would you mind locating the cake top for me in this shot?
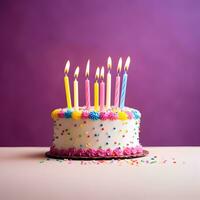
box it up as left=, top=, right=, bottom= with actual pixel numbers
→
left=54, top=57, right=141, bottom=119
left=51, top=106, right=141, bottom=121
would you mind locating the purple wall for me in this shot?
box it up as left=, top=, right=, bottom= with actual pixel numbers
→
left=1, top=0, right=200, bottom=146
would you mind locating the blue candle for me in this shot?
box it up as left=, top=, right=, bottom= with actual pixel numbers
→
left=120, top=56, right=130, bottom=109
left=120, top=71, right=128, bottom=109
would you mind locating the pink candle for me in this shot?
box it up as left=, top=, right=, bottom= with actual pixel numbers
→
left=114, top=58, right=122, bottom=108
left=85, top=79, right=90, bottom=109
left=100, top=67, right=105, bottom=112
left=114, top=75, right=120, bottom=107
left=85, top=60, right=90, bottom=110
left=100, top=81, right=105, bottom=112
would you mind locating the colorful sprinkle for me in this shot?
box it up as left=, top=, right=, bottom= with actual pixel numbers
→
left=81, top=110, right=89, bottom=119
left=51, top=109, right=62, bottom=119
left=132, top=110, right=141, bottom=119
left=118, top=111, right=128, bottom=120
left=108, top=112, right=118, bottom=120
left=72, top=110, right=82, bottom=120
left=89, top=111, right=100, bottom=120
left=64, top=110, right=72, bottom=118
left=100, top=112, right=109, bottom=120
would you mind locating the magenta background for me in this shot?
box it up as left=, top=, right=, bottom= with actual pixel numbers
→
left=1, top=0, right=200, bottom=146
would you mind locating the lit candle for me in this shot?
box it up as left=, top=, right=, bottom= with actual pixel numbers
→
left=106, top=56, right=112, bottom=110
left=114, top=57, right=122, bottom=108
left=94, top=67, right=100, bottom=111
left=120, top=57, right=130, bottom=109
left=100, top=67, right=105, bottom=112
left=85, top=60, right=90, bottom=110
left=64, top=60, right=72, bottom=109
left=74, top=66, right=80, bottom=110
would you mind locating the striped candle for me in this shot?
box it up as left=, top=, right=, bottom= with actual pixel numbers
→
left=114, top=75, right=120, bottom=107
left=120, top=72, right=128, bottom=109
left=120, top=57, right=130, bottom=109
left=114, top=58, right=122, bottom=107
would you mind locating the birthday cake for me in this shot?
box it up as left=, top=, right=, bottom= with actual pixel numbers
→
left=48, top=57, right=144, bottom=159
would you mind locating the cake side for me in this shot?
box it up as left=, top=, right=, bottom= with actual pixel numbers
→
left=49, top=107, right=143, bottom=158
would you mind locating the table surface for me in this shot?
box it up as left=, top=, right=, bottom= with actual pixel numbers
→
left=0, top=147, right=200, bottom=200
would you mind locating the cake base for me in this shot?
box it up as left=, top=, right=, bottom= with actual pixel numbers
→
left=45, top=150, right=149, bottom=160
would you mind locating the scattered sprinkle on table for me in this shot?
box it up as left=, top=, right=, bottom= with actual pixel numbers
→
left=39, top=155, right=186, bottom=166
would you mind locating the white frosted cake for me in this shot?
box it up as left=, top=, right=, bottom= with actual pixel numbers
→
left=48, top=56, right=144, bottom=159
left=49, top=107, right=143, bottom=158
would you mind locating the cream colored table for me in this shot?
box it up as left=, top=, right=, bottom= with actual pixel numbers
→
left=0, top=147, right=199, bottom=200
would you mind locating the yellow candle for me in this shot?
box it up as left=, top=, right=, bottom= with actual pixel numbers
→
left=106, top=56, right=112, bottom=110
left=94, top=67, right=100, bottom=111
left=64, top=60, right=72, bottom=109
left=74, top=66, right=80, bottom=110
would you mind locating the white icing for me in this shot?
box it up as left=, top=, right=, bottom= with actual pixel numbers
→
left=52, top=118, right=141, bottom=150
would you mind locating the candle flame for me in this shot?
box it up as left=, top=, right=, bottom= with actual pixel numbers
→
left=64, top=60, right=70, bottom=74
left=95, top=67, right=100, bottom=80
left=117, top=57, right=122, bottom=73
left=85, top=59, right=90, bottom=77
left=107, top=56, right=112, bottom=70
left=74, top=66, right=80, bottom=78
left=100, top=66, right=104, bottom=79
left=124, top=56, right=131, bottom=71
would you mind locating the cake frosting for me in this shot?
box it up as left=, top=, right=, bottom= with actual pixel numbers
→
left=49, top=106, right=143, bottom=158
